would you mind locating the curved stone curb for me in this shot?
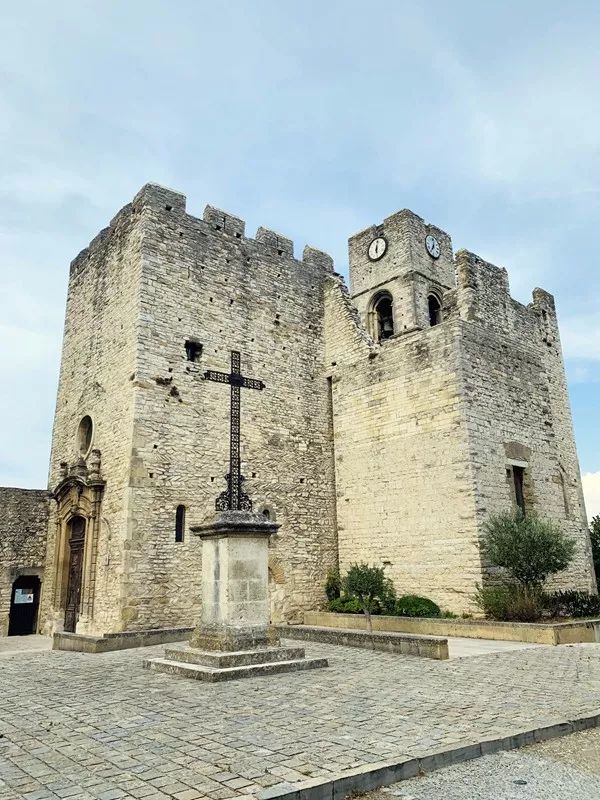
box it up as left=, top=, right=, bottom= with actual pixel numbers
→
left=258, top=710, right=600, bottom=800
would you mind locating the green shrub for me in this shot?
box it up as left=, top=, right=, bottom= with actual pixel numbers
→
left=327, top=596, right=365, bottom=614
left=544, top=590, right=600, bottom=619
left=377, top=577, right=398, bottom=615
left=474, top=583, right=545, bottom=622
left=395, top=595, right=441, bottom=618
left=483, top=511, right=575, bottom=590
left=325, top=568, right=341, bottom=602
left=343, top=563, right=388, bottom=631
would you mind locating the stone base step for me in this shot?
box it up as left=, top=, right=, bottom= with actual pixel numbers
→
left=163, top=644, right=306, bottom=668
left=143, top=655, right=328, bottom=682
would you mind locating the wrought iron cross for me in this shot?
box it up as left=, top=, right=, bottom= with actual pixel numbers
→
left=204, top=351, right=265, bottom=511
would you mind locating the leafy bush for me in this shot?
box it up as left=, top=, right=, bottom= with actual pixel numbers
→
left=544, top=590, right=600, bottom=619
left=377, top=577, right=398, bottom=615
left=395, top=595, right=441, bottom=618
left=327, top=596, right=365, bottom=614
left=483, top=511, right=575, bottom=589
left=325, top=568, right=341, bottom=602
left=474, top=583, right=545, bottom=622
left=343, top=563, right=388, bottom=631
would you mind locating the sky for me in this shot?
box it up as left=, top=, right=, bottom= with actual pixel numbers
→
left=0, top=0, right=599, bottom=519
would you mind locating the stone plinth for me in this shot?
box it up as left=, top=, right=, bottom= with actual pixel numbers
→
left=190, top=510, right=279, bottom=651
left=144, top=510, right=328, bottom=681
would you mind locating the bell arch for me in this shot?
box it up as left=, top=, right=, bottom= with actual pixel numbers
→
left=369, top=291, right=395, bottom=342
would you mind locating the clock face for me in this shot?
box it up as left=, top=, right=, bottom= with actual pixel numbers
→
left=368, top=236, right=387, bottom=261
left=425, top=234, right=440, bottom=259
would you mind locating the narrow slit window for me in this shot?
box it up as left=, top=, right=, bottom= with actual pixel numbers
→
left=175, top=505, right=185, bottom=542
left=513, top=467, right=526, bottom=515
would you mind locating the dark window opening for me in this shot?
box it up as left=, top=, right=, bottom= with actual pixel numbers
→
left=513, top=466, right=526, bottom=515
left=428, top=294, right=442, bottom=327
left=175, top=505, right=185, bottom=542
left=374, top=295, right=394, bottom=341
left=185, top=340, right=202, bottom=362
left=262, top=508, right=271, bottom=521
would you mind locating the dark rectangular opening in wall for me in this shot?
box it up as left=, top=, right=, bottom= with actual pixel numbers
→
left=185, top=340, right=203, bottom=362
left=513, top=466, right=526, bottom=515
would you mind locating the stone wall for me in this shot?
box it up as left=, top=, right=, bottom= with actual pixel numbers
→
left=0, top=487, right=49, bottom=635
left=325, top=276, right=483, bottom=612
left=324, top=211, right=595, bottom=613
left=39, top=199, right=144, bottom=635
left=42, top=184, right=595, bottom=631
left=121, top=185, right=339, bottom=629
left=453, top=250, right=595, bottom=592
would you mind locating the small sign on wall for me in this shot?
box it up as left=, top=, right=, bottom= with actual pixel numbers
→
left=14, top=589, right=35, bottom=604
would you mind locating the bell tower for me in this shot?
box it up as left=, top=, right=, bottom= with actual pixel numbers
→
left=348, top=209, right=455, bottom=339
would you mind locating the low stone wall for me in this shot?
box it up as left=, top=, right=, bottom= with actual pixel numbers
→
left=53, top=627, right=193, bottom=653
left=277, top=624, right=449, bottom=660
left=303, top=611, right=600, bottom=645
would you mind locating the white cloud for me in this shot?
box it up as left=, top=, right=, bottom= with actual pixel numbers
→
left=583, top=473, right=600, bottom=523
left=561, top=316, right=600, bottom=361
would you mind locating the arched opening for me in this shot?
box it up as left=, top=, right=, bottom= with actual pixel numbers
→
left=428, top=294, right=442, bottom=327
left=372, top=293, right=394, bottom=341
left=76, top=415, right=93, bottom=456
left=64, top=516, right=86, bottom=633
left=8, top=576, right=41, bottom=636
left=175, top=505, right=185, bottom=542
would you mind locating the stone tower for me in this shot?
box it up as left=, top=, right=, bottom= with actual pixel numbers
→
left=40, top=184, right=338, bottom=635
left=324, top=209, right=595, bottom=609
left=38, top=184, right=595, bottom=637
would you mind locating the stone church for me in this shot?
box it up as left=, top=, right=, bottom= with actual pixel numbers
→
left=0, top=182, right=596, bottom=638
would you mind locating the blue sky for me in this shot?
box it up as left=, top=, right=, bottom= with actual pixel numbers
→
left=1, top=1, right=599, bottom=517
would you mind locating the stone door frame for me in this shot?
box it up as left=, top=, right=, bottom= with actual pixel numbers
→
left=51, top=463, right=105, bottom=633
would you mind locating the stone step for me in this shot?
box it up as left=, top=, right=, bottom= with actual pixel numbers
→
left=143, top=655, right=328, bottom=682
left=163, top=644, right=306, bottom=668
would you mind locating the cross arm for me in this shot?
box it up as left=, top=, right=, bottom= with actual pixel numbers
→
left=240, top=376, right=266, bottom=391
left=204, top=370, right=232, bottom=384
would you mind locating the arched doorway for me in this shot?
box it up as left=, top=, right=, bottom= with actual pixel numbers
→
left=8, top=576, right=41, bottom=636
left=64, top=516, right=87, bottom=633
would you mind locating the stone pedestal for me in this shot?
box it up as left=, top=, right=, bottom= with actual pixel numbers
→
left=144, top=510, right=328, bottom=682
left=189, top=510, right=280, bottom=651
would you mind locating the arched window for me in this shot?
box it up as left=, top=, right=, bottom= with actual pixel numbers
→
left=76, top=415, right=93, bottom=456
left=371, top=292, right=394, bottom=341
left=175, top=505, right=185, bottom=543
left=428, top=294, right=442, bottom=327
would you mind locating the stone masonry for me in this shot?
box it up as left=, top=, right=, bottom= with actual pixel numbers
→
left=0, top=488, right=49, bottom=636
left=3, top=182, right=594, bottom=635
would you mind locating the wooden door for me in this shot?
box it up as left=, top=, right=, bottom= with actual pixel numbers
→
left=64, top=517, right=86, bottom=633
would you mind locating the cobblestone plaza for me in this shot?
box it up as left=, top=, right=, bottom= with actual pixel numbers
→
left=1, top=640, right=600, bottom=800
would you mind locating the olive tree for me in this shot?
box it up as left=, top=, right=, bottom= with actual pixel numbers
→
left=483, top=511, right=575, bottom=590
left=343, top=563, right=386, bottom=633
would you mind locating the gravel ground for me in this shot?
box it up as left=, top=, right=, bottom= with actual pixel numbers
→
left=365, top=728, right=600, bottom=800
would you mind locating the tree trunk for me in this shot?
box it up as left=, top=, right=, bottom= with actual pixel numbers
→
left=364, top=607, right=372, bottom=633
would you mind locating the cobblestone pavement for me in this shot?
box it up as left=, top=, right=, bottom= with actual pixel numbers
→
left=366, top=728, right=600, bottom=799
left=0, top=636, right=52, bottom=657
left=1, top=640, right=600, bottom=800
left=447, top=637, right=541, bottom=659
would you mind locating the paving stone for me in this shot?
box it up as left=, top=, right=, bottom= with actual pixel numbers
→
left=1, top=641, right=600, bottom=800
